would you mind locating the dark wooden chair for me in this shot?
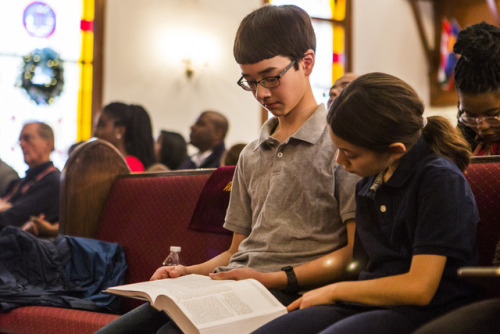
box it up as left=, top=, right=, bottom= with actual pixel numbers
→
left=59, top=138, right=130, bottom=238
left=470, top=155, right=500, bottom=164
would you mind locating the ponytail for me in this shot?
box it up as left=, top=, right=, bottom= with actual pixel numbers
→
left=422, top=116, right=471, bottom=172
left=128, top=104, right=156, bottom=169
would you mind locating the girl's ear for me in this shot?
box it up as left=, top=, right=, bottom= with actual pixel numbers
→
left=302, top=49, right=315, bottom=76
left=114, top=125, right=126, bottom=140
left=388, top=142, right=406, bottom=160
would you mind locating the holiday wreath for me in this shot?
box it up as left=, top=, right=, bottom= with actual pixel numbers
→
left=20, top=47, right=64, bottom=105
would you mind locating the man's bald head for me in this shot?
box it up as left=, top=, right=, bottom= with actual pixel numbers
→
left=189, top=111, right=229, bottom=152
left=327, top=73, right=359, bottom=109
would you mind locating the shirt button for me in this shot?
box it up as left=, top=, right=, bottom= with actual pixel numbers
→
left=380, top=205, right=386, bottom=213
left=277, top=152, right=283, bottom=158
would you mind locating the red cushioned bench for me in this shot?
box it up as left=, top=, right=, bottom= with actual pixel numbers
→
left=1, top=154, right=498, bottom=333
left=0, top=167, right=234, bottom=334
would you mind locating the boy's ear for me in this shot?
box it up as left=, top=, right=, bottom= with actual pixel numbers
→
left=301, top=49, right=315, bottom=76
left=388, top=142, right=406, bottom=159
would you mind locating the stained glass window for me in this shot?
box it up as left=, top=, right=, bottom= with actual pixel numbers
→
left=0, top=0, right=94, bottom=176
left=268, top=0, right=350, bottom=107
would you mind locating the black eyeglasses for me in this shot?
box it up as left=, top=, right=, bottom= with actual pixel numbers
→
left=237, top=60, right=296, bottom=91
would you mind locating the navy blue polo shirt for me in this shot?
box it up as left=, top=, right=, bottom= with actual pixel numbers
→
left=354, top=137, right=478, bottom=309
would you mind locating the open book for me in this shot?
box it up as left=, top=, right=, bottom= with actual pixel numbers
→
left=105, top=274, right=287, bottom=334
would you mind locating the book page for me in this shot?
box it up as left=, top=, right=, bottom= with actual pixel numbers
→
left=153, top=275, right=286, bottom=333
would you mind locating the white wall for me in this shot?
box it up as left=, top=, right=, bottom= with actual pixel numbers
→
left=103, top=0, right=458, bottom=150
left=103, top=0, right=262, bottom=149
left=352, top=0, right=457, bottom=123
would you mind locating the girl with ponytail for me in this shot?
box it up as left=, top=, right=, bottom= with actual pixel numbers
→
left=94, top=102, right=156, bottom=171
left=255, top=72, right=478, bottom=334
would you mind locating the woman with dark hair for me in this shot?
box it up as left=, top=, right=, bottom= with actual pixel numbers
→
left=94, top=102, right=156, bottom=172
left=153, top=130, right=187, bottom=171
left=255, top=73, right=478, bottom=334
left=454, top=22, right=500, bottom=156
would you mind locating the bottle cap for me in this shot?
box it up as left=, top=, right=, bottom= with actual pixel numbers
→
left=170, top=246, right=181, bottom=252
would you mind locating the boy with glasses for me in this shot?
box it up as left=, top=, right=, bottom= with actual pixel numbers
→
left=97, top=5, right=358, bottom=333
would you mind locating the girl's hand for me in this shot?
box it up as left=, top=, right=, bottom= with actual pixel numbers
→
left=150, top=265, right=188, bottom=280
left=287, top=285, right=336, bottom=311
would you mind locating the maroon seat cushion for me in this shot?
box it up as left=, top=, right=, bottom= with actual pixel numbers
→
left=0, top=306, right=119, bottom=334
left=189, top=166, right=235, bottom=234
left=96, top=171, right=232, bottom=312
left=465, top=162, right=500, bottom=266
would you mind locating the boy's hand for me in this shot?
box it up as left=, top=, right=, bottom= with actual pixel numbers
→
left=150, top=265, right=188, bottom=280
left=209, top=268, right=272, bottom=287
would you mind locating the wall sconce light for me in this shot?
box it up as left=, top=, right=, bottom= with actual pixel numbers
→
left=161, top=29, right=219, bottom=80
left=183, top=58, right=194, bottom=79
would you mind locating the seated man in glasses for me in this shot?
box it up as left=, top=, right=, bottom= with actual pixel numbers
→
left=0, top=122, right=60, bottom=233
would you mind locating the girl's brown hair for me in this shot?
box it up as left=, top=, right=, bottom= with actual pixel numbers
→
left=328, top=72, right=471, bottom=171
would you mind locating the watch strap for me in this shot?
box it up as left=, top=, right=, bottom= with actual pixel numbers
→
left=281, top=266, right=299, bottom=294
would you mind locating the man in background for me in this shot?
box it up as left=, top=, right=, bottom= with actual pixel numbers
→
left=0, top=122, right=60, bottom=232
left=327, top=72, right=359, bottom=109
left=178, top=110, right=228, bottom=169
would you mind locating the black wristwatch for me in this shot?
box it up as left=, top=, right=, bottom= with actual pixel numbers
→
left=281, top=266, right=299, bottom=294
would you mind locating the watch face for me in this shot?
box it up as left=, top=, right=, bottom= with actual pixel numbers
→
left=23, top=2, right=56, bottom=38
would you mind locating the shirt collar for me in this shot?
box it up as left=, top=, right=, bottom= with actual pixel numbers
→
left=253, top=104, right=327, bottom=151
left=191, top=150, right=213, bottom=168
left=358, top=137, right=431, bottom=197
left=25, top=161, right=54, bottom=180
left=384, top=137, right=431, bottom=188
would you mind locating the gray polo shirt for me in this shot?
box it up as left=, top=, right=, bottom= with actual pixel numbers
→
left=216, top=104, right=359, bottom=273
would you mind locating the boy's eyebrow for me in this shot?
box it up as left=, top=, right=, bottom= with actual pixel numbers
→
left=241, top=66, right=278, bottom=78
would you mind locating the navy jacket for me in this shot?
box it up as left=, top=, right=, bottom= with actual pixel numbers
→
left=0, top=227, right=127, bottom=313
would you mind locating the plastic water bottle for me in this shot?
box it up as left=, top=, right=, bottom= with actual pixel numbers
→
left=162, top=246, right=183, bottom=266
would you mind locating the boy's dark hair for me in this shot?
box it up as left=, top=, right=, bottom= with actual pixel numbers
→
left=103, top=102, right=156, bottom=168
left=453, top=22, right=500, bottom=150
left=233, top=4, right=315, bottom=65
left=157, top=130, right=188, bottom=170
left=328, top=72, right=471, bottom=171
